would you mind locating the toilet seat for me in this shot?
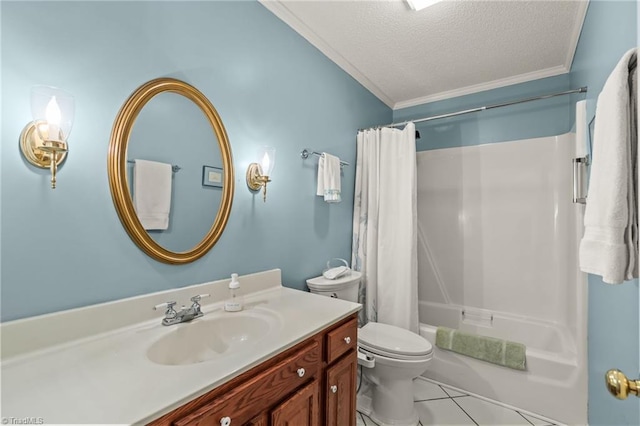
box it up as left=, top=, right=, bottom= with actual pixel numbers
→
left=358, top=322, right=433, bottom=361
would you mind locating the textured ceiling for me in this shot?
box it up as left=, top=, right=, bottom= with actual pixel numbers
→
left=260, top=0, right=588, bottom=109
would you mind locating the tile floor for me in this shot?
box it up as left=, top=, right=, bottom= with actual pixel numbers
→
left=356, top=377, right=560, bottom=426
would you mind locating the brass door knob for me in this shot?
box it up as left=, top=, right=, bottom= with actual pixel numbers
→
left=605, top=369, right=640, bottom=399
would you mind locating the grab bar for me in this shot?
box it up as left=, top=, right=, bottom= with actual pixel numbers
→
left=573, top=156, right=589, bottom=204
left=462, top=309, right=493, bottom=326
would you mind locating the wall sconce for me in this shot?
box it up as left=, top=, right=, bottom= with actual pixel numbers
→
left=246, top=146, right=276, bottom=202
left=19, top=85, right=75, bottom=189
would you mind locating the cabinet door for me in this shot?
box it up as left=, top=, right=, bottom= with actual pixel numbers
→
left=246, top=412, right=268, bottom=426
left=325, top=352, right=357, bottom=426
left=271, top=380, right=320, bottom=426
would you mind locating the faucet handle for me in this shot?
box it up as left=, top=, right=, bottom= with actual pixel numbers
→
left=153, top=301, right=178, bottom=319
left=190, top=294, right=210, bottom=316
left=190, top=294, right=210, bottom=303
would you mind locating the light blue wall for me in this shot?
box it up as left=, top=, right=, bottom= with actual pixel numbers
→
left=393, top=74, right=573, bottom=150
left=0, top=1, right=391, bottom=321
left=570, top=1, right=639, bottom=425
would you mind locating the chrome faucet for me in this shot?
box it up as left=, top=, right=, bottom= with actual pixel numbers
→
left=153, top=294, right=210, bottom=326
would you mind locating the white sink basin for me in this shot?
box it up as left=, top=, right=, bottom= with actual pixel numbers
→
left=147, top=308, right=282, bottom=366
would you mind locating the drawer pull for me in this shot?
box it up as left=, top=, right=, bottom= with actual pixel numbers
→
left=220, top=417, right=231, bottom=426
left=344, top=336, right=351, bottom=344
left=297, top=368, right=305, bottom=377
left=331, top=385, right=338, bottom=393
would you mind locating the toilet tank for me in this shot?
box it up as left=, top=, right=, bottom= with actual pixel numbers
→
left=306, top=271, right=361, bottom=302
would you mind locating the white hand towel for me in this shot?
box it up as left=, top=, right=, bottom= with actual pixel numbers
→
left=579, top=48, right=638, bottom=284
left=316, top=155, right=326, bottom=197
left=134, top=159, right=173, bottom=230
left=316, top=152, right=341, bottom=203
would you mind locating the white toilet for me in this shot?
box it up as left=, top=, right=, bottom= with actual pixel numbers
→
left=307, top=272, right=433, bottom=426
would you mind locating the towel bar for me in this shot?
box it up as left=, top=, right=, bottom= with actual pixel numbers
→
left=300, top=149, right=349, bottom=167
left=127, top=159, right=181, bottom=173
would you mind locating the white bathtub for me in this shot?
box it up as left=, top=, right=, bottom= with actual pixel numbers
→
left=416, top=134, right=588, bottom=425
left=419, top=302, right=587, bottom=425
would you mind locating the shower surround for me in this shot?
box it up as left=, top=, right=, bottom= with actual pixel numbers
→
left=416, top=133, right=587, bottom=425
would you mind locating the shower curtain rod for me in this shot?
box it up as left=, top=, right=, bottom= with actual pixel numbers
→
left=366, top=86, right=588, bottom=131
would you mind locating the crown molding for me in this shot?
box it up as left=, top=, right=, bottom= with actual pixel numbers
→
left=258, top=0, right=395, bottom=108
left=393, top=65, right=569, bottom=110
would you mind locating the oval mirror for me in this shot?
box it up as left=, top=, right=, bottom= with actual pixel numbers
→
left=108, top=78, right=234, bottom=264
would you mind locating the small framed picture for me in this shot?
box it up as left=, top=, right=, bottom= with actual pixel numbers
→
left=202, top=165, right=223, bottom=188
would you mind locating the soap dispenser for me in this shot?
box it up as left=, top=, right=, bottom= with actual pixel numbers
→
left=224, top=273, right=243, bottom=312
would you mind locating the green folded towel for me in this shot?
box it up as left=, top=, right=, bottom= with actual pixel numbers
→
left=435, top=326, right=526, bottom=371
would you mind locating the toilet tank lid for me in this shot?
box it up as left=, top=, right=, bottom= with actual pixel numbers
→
left=306, top=270, right=362, bottom=287
left=358, top=322, right=432, bottom=357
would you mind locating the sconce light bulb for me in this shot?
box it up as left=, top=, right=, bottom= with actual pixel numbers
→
left=44, top=96, right=62, bottom=141
left=261, top=152, right=271, bottom=175
left=45, top=96, right=62, bottom=126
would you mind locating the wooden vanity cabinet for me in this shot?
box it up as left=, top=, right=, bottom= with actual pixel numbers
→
left=148, top=313, right=358, bottom=426
left=323, top=317, right=358, bottom=426
left=325, top=353, right=358, bottom=426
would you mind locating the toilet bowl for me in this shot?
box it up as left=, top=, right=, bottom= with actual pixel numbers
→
left=358, top=322, right=432, bottom=425
left=307, top=273, right=433, bottom=426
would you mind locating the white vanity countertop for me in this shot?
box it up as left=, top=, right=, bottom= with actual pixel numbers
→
left=0, top=269, right=361, bottom=425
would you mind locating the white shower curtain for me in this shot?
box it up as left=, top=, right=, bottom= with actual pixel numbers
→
left=351, top=122, right=419, bottom=333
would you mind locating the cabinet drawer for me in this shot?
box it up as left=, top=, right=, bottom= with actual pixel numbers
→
left=174, top=340, right=320, bottom=426
left=326, top=318, right=357, bottom=364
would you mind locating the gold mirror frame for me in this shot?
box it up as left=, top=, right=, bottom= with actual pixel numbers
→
left=108, top=78, right=234, bottom=264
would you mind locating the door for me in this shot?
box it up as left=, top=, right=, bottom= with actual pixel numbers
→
left=271, top=380, right=320, bottom=426
left=595, top=280, right=640, bottom=425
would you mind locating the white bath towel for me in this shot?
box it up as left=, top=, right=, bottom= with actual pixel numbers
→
left=579, top=48, right=638, bottom=284
left=316, top=152, right=342, bottom=203
left=134, top=159, right=172, bottom=230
